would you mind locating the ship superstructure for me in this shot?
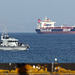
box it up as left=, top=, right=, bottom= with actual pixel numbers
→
left=35, top=16, right=75, bottom=34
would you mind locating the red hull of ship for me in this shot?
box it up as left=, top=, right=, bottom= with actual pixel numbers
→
left=38, top=31, right=75, bottom=34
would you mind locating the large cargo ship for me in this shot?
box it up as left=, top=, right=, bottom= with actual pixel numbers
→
left=35, top=16, right=75, bottom=34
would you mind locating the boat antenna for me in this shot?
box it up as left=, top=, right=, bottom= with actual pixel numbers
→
left=3, top=26, right=7, bottom=35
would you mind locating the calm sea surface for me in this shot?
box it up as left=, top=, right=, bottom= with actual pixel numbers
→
left=0, top=33, right=75, bottom=63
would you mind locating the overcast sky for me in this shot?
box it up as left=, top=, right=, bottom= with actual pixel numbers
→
left=0, top=0, right=75, bottom=32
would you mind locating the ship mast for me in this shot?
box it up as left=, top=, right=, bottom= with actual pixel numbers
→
left=45, top=16, right=47, bottom=20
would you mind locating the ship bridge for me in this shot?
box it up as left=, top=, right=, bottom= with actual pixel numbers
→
left=37, top=16, right=56, bottom=29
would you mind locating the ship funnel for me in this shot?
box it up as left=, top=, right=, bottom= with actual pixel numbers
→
left=38, top=19, right=41, bottom=23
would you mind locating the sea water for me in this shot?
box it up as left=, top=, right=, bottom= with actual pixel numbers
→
left=0, top=33, right=75, bottom=63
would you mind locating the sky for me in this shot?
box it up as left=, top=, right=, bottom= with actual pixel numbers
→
left=0, top=0, right=75, bottom=32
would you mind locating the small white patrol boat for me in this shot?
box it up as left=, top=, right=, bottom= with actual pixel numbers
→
left=0, top=30, right=29, bottom=50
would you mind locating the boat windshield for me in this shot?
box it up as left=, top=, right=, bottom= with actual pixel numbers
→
left=3, top=36, right=10, bottom=39
left=8, top=41, right=18, bottom=42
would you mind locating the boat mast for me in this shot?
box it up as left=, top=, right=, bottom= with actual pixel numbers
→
left=3, top=26, right=7, bottom=34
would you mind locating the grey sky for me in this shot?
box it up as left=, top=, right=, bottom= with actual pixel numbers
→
left=0, top=0, right=75, bottom=32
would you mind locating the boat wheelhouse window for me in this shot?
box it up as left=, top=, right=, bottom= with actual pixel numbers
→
left=3, top=36, right=9, bottom=39
left=45, top=24, right=51, bottom=26
left=8, top=41, right=18, bottom=42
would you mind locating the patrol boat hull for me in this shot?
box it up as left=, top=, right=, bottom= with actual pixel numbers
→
left=0, top=46, right=27, bottom=50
